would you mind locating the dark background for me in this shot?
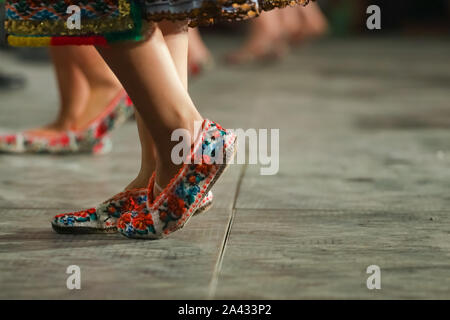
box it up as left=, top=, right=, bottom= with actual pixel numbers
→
left=1, top=0, right=450, bottom=44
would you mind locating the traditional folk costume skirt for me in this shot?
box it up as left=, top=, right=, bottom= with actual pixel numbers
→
left=4, top=0, right=311, bottom=47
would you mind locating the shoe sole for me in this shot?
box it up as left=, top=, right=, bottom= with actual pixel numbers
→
left=193, top=198, right=213, bottom=216
left=51, top=223, right=117, bottom=234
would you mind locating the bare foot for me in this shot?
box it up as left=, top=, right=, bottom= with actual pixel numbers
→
left=226, top=36, right=289, bottom=65
left=125, top=170, right=153, bottom=191
left=297, top=4, right=329, bottom=39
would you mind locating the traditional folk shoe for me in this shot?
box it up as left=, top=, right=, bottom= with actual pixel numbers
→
left=117, top=119, right=237, bottom=240
left=51, top=177, right=214, bottom=234
left=0, top=90, right=134, bottom=154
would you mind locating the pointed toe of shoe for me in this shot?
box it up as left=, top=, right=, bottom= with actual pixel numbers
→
left=51, top=209, right=113, bottom=234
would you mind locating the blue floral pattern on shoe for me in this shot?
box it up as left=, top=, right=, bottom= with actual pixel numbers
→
left=117, top=119, right=236, bottom=240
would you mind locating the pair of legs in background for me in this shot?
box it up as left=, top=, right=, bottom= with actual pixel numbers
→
left=183, top=3, right=329, bottom=71
left=227, top=3, right=328, bottom=64
left=3, top=0, right=308, bottom=239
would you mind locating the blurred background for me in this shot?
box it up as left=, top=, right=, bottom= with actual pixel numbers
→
left=1, top=0, right=450, bottom=83
left=0, top=0, right=450, bottom=299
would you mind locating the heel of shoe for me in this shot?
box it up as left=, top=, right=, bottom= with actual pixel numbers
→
left=193, top=191, right=214, bottom=216
left=193, top=197, right=213, bottom=216
left=206, top=133, right=237, bottom=191
left=91, top=137, right=113, bottom=155
left=222, top=132, right=238, bottom=169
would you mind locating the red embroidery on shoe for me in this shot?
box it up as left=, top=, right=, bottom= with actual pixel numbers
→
left=96, top=122, right=108, bottom=138
left=132, top=212, right=154, bottom=230
left=118, top=212, right=132, bottom=230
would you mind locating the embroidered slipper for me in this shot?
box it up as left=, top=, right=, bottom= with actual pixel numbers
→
left=117, top=119, right=237, bottom=240
left=0, top=90, right=134, bottom=154
left=51, top=174, right=214, bottom=234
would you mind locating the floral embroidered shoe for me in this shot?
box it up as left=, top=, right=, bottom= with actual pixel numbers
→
left=0, top=90, right=134, bottom=154
left=52, top=188, right=149, bottom=234
left=117, top=119, right=237, bottom=240
left=51, top=176, right=214, bottom=234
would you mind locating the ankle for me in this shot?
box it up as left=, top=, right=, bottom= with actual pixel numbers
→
left=89, top=81, right=122, bottom=94
left=52, top=117, right=77, bottom=131
left=154, top=156, right=181, bottom=190
left=138, top=165, right=154, bottom=181
left=161, top=109, right=203, bottom=140
left=126, top=170, right=152, bottom=190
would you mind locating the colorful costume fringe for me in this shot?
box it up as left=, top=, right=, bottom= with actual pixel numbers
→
left=6, top=0, right=145, bottom=46
left=5, top=0, right=311, bottom=47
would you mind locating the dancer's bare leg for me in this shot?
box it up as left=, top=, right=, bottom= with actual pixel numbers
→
left=280, top=6, right=307, bottom=44
left=160, top=21, right=189, bottom=88
left=98, top=25, right=203, bottom=195
left=188, top=27, right=212, bottom=72
left=27, top=46, right=123, bottom=136
left=68, top=46, right=123, bottom=130
left=226, top=9, right=287, bottom=64
left=120, top=21, right=195, bottom=193
left=27, top=47, right=90, bottom=136
left=279, top=3, right=328, bottom=46
left=297, top=2, right=328, bottom=38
